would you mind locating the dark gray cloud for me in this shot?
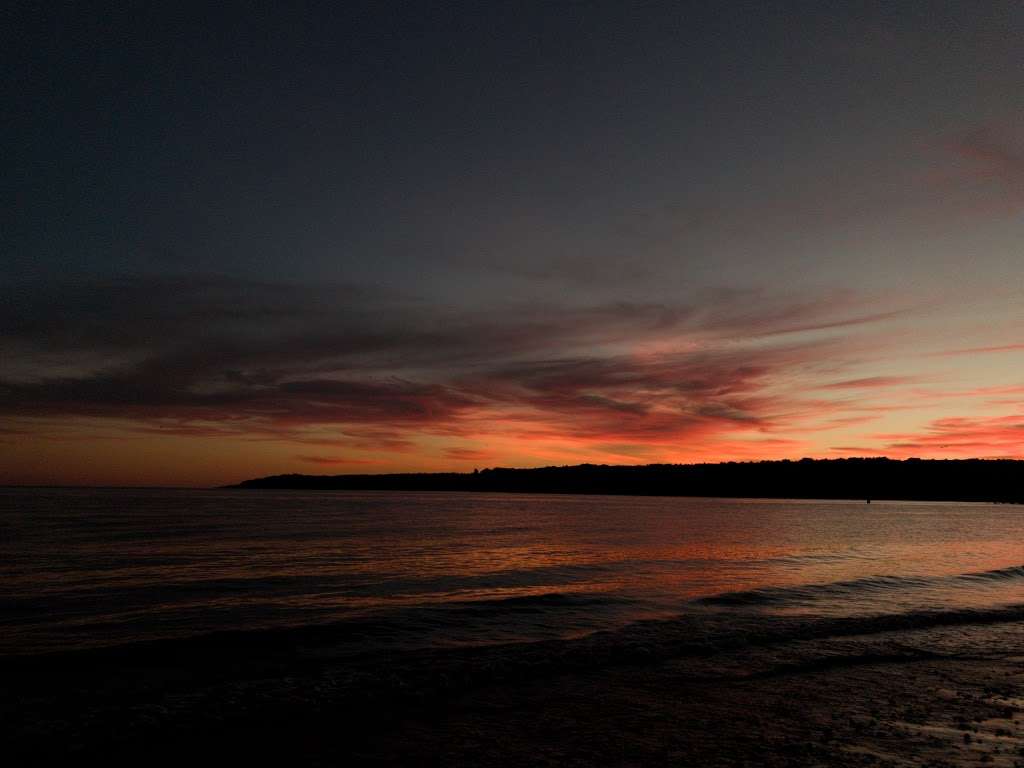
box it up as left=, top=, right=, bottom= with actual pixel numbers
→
left=1, top=273, right=899, bottom=449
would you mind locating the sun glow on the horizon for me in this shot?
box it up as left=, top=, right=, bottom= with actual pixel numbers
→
left=4, top=322, right=1023, bottom=486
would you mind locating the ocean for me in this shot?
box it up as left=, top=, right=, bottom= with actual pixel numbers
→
left=2, top=488, right=1023, bottom=658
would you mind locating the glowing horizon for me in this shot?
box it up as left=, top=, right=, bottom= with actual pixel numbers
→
left=5, top=4, right=1024, bottom=486
left=3, top=279, right=1023, bottom=487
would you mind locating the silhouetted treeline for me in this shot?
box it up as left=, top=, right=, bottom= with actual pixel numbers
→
left=232, top=458, right=1023, bottom=502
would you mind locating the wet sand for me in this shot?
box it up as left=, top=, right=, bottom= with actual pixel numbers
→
left=365, top=621, right=1024, bottom=767
left=6, top=614, right=1024, bottom=766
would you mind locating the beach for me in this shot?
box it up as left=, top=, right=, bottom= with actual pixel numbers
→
left=6, top=608, right=1024, bottom=766
left=365, top=619, right=1024, bottom=767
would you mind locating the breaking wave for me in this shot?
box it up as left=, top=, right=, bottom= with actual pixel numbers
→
left=695, top=564, right=1024, bottom=608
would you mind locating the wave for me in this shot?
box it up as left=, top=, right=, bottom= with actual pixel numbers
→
left=431, top=590, right=626, bottom=612
left=959, top=564, right=1024, bottom=582
left=694, top=563, right=1024, bottom=608
left=7, top=598, right=1024, bottom=703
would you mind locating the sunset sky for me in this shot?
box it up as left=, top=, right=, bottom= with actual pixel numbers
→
left=4, top=1, right=1024, bottom=486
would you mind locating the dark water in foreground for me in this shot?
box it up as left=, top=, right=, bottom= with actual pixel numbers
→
left=1, top=488, right=1022, bottom=657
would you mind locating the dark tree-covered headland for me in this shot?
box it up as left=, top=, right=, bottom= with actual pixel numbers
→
left=233, top=458, right=1023, bottom=503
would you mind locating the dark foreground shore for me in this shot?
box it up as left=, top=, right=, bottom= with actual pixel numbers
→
left=6, top=608, right=1024, bottom=767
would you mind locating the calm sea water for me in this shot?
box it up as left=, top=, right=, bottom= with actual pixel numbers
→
left=1, top=488, right=1022, bottom=656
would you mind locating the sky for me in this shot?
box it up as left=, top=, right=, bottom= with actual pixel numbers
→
left=3, top=1, right=1024, bottom=486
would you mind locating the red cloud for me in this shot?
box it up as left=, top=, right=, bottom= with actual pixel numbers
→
left=870, top=411, right=1024, bottom=458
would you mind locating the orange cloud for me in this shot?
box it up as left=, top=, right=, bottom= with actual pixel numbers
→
left=868, top=411, right=1024, bottom=458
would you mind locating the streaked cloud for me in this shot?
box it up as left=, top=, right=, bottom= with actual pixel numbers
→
left=0, top=274, right=906, bottom=462
left=870, top=410, right=1024, bottom=458
left=5, top=271, right=1023, bottom=479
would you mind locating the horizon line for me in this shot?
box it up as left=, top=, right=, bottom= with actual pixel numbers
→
left=7, top=455, right=1022, bottom=491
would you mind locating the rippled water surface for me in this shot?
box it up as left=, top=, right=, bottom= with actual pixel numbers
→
left=1, top=488, right=1022, bottom=655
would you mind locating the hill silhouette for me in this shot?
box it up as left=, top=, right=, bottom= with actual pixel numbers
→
left=232, top=458, right=1023, bottom=502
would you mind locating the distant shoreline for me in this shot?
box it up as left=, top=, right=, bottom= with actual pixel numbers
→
left=230, top=457, right=1024, bottom=504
